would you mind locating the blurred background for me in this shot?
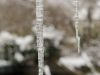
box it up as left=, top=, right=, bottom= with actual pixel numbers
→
left=0, top=0, right=100, bottom=75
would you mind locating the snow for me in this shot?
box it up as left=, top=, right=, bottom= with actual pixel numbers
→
left=58, top=52, right=92, bottom=71
left=0, top=31, right=15, bottom=40
left=58, top=56, right=87, bottom=70
left=0, top=31, right=34, bottom=51
left=14, top=52, right=24, bottom=62
left=92, top=7, right=100, bottom=20
left=0, top=60, right=11, bottom=67
left=33, top=25, right=64, bottom=47
left=0, top=31, right=34, bottom=63
left=43, top=25, right=59, bottom=39
left=79, top=8, right=88, bottom=20
left=0, top=31, right=15, bottom=46
left=44, top=65, right=51, bottom=75
left=15, top=35, right=33, bottom=51
left=43, top=25, right=64, bottom=47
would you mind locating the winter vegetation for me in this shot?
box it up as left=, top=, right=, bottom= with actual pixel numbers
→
left=0, top=0, right=100, bottom=75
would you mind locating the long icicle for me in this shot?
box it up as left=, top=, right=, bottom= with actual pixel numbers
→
left=73, top=0, right=80, bottom=53
left=36, top=0, right=44, bottom=75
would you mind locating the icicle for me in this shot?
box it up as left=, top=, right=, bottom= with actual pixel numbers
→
left=72, top=0, right=81, bottom=53
left=35, top=0, right=44, bottom=75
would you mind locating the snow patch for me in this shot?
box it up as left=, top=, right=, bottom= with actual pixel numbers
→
left=92, top=7, right=100, bottom=20
left=0, top=31, right=34, bottom=51
left=0, top=60, right=11, bottom=67
left=79, top=8, right=88, bottom=20
left=43, top=25, right=64, bottom=47
left=44, top=65, right=51, bottom=75
left=15, top=35, right=33, bottom=51
left=58, top=53, right=92, bottom=71
left=14, top=52, right=24, bottom=62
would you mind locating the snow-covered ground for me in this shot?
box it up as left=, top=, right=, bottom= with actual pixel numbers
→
left=0, top=60, right=11, bottom=67
left=58, top=52, right=92, bottom=71
left=0, top=31, right=34, bottom=51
